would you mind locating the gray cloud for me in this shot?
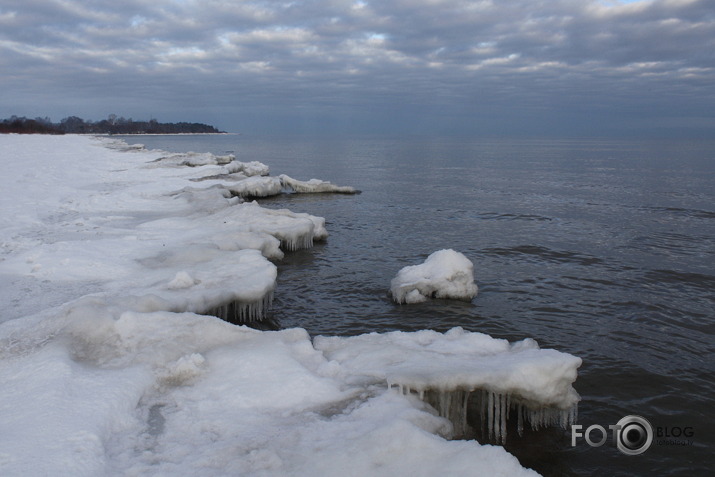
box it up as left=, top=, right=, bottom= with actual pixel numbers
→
left=1, top=0, right=713, bottom=136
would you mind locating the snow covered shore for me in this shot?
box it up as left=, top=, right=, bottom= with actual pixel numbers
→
left=0, top=135, right=580, bottom=476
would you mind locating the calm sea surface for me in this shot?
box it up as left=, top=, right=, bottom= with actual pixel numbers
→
left=126, top=134, right=714, bottom=476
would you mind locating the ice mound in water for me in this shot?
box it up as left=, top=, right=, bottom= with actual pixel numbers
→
left=279, top=174, right=360, bottom=194
left=390, top=249, right=478, bottom=304
left=314, top=327, right=581, bottom=442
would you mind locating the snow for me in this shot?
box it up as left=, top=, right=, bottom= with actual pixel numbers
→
left=0, top=134, right=581, bottom=476
left=390, top=249, right=479, bottom=303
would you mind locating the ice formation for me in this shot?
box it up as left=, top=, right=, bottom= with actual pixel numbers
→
left=279, top=174, right=360, bottom=194
left=0, top=135, right=579, bottom=476
left=315, top=327, right=581, bottom=442
left=151, top=151, right=235, bottom=167
left=225, top=176, right=283, bottom=198
left=228, top=160, right=270, bottom=177
left=0, top=136, right=326, bottom=325
left=390, top=249, right=479, bottom=304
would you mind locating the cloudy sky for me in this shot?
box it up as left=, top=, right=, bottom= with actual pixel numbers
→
left=1, top=0, right=713, bottom=136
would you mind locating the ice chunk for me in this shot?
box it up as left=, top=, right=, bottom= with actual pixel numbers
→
left=279, top=174, right=359, bottom=194
left=217, top=201, right=328, bottom=251
left=315, top=327, right=581, bottom=441
left=151, top=151, right=235, bottom=167
left=224, top=176, right=283, bottom=198
left=227, top=160, right=270, bottom=177
left=390, top=249, right=478, bottom=304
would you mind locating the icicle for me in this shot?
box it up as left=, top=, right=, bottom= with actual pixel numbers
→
left=480, top=390, right=487, bottom=437
left=461, top=391, right=469, bottom=434
left=487, top=391, right=494, bottom=441
left=500, top=393, right=507, bottom=444
left=390, top=383, right=579, bottom=443
left=517, top=403, right=524, bottom=437
left=202, top=291, right=274, bottom=324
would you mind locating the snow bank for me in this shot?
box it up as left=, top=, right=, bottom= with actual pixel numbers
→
left=390, top=249, right=479, bottom=304
left=279, top=174, right=360, bottom=194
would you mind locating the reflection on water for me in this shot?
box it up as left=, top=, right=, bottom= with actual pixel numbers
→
left=132, top=134, right=715, bottom=476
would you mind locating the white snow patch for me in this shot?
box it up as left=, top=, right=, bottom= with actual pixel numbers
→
left=390, top=249, right=478, bottom=304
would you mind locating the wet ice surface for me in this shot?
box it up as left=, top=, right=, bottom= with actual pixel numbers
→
left=0, top=135, right=586, bottom=476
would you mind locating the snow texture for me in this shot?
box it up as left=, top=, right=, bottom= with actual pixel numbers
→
left=390, top=249, right=479, bottom=303
left=0, top=135, right=581, bottom=476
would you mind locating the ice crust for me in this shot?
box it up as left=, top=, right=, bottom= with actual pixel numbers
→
left=390, top=249, right=479, bottom=303
left=0, top=135, right=580, bottom=476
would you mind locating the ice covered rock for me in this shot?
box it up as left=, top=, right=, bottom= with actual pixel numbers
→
left=390, top=249, right=478, bottom=304
left=314, top=327, right=581, bottom=441
left=279, top=174, right=359, bottom=194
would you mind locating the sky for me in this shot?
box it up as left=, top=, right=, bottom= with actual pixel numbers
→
left=1, top=0, right=714, bottom=137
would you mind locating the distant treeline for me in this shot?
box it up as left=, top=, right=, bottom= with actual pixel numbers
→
left=0, top=115, right=225, bottom=135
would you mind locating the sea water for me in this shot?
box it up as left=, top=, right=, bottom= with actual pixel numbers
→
left=128, top=134, right=714, bottom=476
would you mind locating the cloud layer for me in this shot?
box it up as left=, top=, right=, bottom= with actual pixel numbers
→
left=2, top=0, right=714, bottom=135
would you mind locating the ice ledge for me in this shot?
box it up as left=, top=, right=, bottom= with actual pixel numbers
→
left=314, top=327, right=581, bottom=442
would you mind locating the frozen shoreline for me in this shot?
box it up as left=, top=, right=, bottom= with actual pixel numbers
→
left=0, top=135, right=580, bottom=476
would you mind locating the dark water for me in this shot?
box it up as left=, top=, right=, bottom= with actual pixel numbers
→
left=128, top=134, right=715, bottom=476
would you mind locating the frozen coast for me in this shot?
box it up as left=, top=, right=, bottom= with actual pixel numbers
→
left=0, top=135, right=580, bottom=476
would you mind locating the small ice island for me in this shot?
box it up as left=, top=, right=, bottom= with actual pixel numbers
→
left=0, top=135, right=580, bottom=477
left=390, top=249, right=479, bottom=304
